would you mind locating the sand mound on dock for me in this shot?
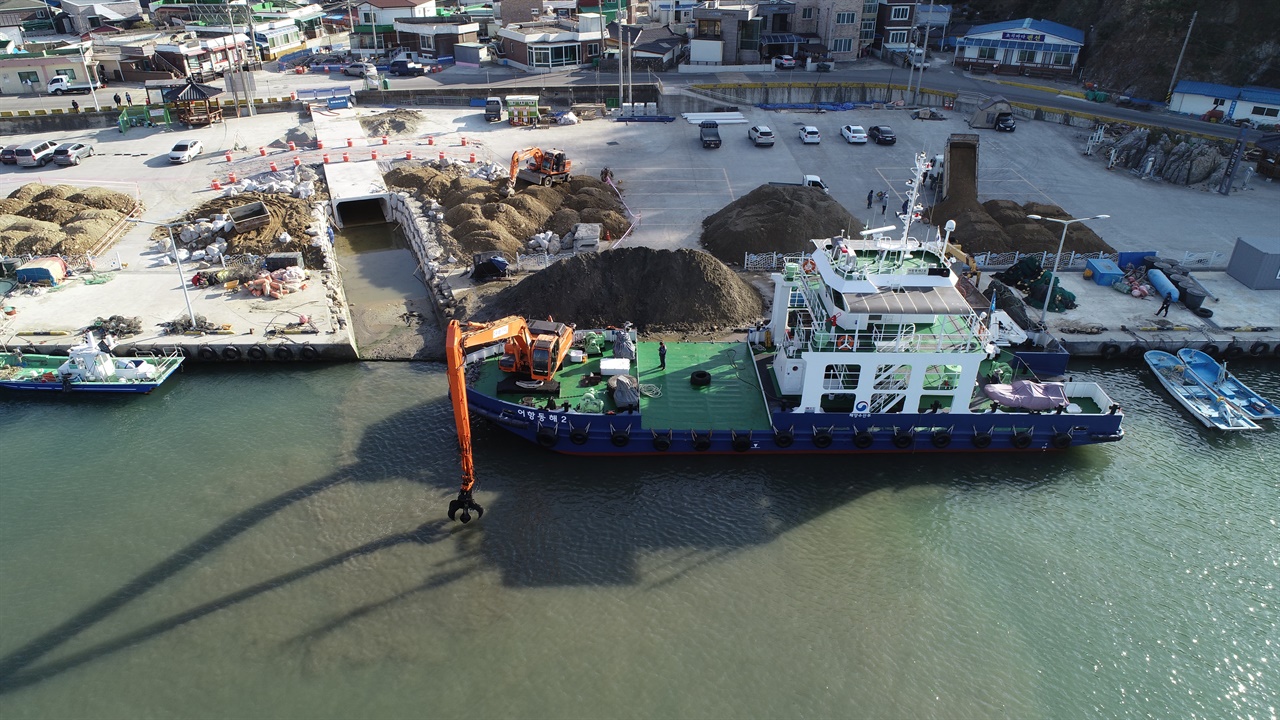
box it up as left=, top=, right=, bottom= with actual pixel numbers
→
left=474, top=247, right=766, bottom=331
left=701, top=185, right=863, bottom=264
left=0, top=183, right=138, bottom=257
left=359, top=109, right=424, bottom=137
left=382, top=161, right=630, bottom=261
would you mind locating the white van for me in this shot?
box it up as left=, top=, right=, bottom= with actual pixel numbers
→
left=15, top=139, right=58, bottom=168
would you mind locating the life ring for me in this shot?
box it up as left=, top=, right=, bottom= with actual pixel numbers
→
left=610, top=428, right=630, bottom=447
left=732, top=434, right=751, bottom=452
left=692, top=434, right=712, bottom=451
left=971, top=432, right=992, bottom=449
left=1200, top=343, right=1220, bottom=358
left=1223, top=344, right=1244, bottom=360
left=652, top=434, right=671, bottom=451
left=774, top=429, right=794, bottom=448
left=221, top=345, right=242, bottom=361
left=690, top=370, right=712, bottom=387
left=812, top=430, right=833, bottom=449
left=274, top=345, right=294, bottom=361
left=1099, top=342, right=1121, bottom=360
left=854, top=431, right=874, bottom=449
left=892, top=431, right=914, bottom=449
left=536, top=426, right=558, bottom=448
left=836, top=335, right=854, bottom=350
left=570, top=427, right=589, bottom=445
left=931, top=431, right=951, bottom=449
left=1124, top=344, right=1144, bottom=359
left=1011, top=431, right=1033, bottom=449
left=1249, top=342, right=1269, bottom=356
left=197, top=345, right=217, bottom=361
left=801, top=258, right=816, bottom=273
left=300, top=344, right=320, bottom=361
left=1051, top=432, right=1072, bottom=449
left=247, top=345, right=267, bottom=361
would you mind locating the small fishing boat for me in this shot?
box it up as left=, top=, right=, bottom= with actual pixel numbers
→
left=1144, top=350, right=1260, bottom=431
left=0, top=335, right=183, bottom=394
left=1177, top=348, right=1279, bottom=421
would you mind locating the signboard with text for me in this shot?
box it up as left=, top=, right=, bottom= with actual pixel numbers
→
left=1001, top=31, right=1046, bottom=42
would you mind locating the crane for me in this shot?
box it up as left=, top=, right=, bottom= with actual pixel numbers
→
left=445, top=315, right=575, bottom=522
left=498, top=147, right=573, bottom=197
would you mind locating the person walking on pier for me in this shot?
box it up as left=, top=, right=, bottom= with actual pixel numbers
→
left=113, top=93, right=122, bottom=107
left=866, top=190, right=874, bottom=209
left=125, top=92, right=133, bottom=106
left=879, top=193, right=887, bottom=216
left=70, top=99, right=79, bottom=112
left=658, top=342, right=667, bottom=370
left=1156, top=292, right=1172, bottom=317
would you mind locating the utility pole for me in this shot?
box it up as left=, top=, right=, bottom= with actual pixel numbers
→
left=1166, top=10, right=1196, bottom=103
left=912, top=0, right=934, bottom=105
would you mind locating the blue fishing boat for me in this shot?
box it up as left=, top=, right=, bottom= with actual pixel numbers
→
left=1177, top=348, right=1279, bottom=421
left=0, top=334, right=183, bottom=394
left=1144, top=350, right=1260, bottom=431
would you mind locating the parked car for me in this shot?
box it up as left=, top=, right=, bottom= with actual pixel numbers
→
left=748, top=125, right=775, bottom=147
left=14, top=139, right=59, bottom=168
left=995, top=113, right=1017, bottom=131
left=868, top=125, right=897, bottom=145
left=52, top=142, right=95, bottom=166
left=0, top=144, right=17, bottom=165
left=169, top=139, right=204, bottom=163
left=773, top=55, right=796, bottom=69
left=798, top=126, right=821, bottom=144
left=840, top=125, right=868, bottom=144
left=343, top=62, right=378, bottom=77
left=388, top=60, right=426, bottom=76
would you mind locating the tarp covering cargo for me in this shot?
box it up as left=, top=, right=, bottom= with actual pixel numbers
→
left=969, top=96, right=1014, bottom=129
left=983, top=380, right=1068, bottom=410
left=16, top=257, right=68, bottom=286
left=470, top=251, right=510, bottom=282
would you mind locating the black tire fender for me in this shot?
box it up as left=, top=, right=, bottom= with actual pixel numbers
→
left=197, top=345, right=217, bottom=361
left=690, top=370, right=712, bottom=386
left=221, top=345, right=242, bottom=361
left=1249, top=342, right=1269, bottom=357
left=1012, top=432, right=1033, bottom=449
left=732, top=434, right=751, bottom=452
left=774, top=429, right=794, bottom=448
left=1124, top=344, right=1143, bottom=359
left=1099, top=342, right=1121, bottom=360
left=247, top=345, right=267, bottom=361
left=1201, top=343, right=1220, bottom=358
left=300, top=344, right=320, bottom=361
left=812, top=430, right=833, bottom=449
left=892, top=431, right=914, bottom=449
left=931, top=431, right=951, bottom=449
left=274, top=345, right=294, bottom=361
left=610, top=427, right=630, bottom=448
left=570, top=426, right=590, bottom=445
left=692, top=434, right=712, bottom=451
left=536, top=426, right=558, bottom=448
left=854, top=431, right=874, bottom=449
left=652, top=433, right=671, bottom=451
left=1224, top=344, right=1244, bottom=360
left=1051, top=432, right=1072, bottom=449
left=971, top=432, right=992, bottom=449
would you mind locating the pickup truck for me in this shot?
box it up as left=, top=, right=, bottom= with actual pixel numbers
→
left=484, top=96, right=505, bottom=122
left=699, top=120, right=721, bottom=149
left=46, top=77, right=102, bottom=95
left=904, top=49, right=930, bottom=70
left=388, top=60, right=426, bottom=76
left=768, top=175, right=830, bottom=194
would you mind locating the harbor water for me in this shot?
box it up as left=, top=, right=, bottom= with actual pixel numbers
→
left=0, top=361, right=1275, bottom=718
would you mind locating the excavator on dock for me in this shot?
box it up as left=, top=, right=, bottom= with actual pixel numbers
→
left=498, top=147, right=572, bottom=197
left=444, top=315, right=575, bottom=522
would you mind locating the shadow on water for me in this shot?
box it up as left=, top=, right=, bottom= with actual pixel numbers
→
left=0, top=382, right=1111, bottom=693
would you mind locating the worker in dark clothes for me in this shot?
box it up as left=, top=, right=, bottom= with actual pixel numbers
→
left=1156, top=292, right=1172, bottom=317
left=658, top=342, right=667, bottom=370
left=113, top=93, right=122, bottom=107
left=880, top=194, right=888, bottom=216
left=71, top=99, right=79, bottom=112
left=901, top=199, right=910, bottom=216
left=866, top=190, right=874, bottom=209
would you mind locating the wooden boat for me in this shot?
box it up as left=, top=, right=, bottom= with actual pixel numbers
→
left=1177, top=348, right=1279, bottom=421
left=0, top=335, right=183, bottom=394
left=1144, top=350, right=1260, bottom=431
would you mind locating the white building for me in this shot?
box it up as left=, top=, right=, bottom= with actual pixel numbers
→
left=953, top=17, right=1082, bottom=79
left=1169, top=81, right=1280, bottom=124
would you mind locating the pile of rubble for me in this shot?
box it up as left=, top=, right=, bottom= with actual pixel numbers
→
left=0, top=183, right=138, bottom=257
left=1098, top=127, right=1232, bottom=186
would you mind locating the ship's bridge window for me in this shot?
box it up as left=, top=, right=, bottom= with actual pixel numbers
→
left=873, top=363, right=911, bottom=390
left=822, top=364, right=861, bottom=391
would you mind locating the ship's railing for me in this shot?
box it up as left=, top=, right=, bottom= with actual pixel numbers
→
left=805, top=320, right=984, bottom=355
left=744, top=251, right=805, bottom=272
left=973, top=249, right=1118, bottom=271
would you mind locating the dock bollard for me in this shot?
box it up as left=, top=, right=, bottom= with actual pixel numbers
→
left=269, top=161, right=278, bottom=172
left=323, top=154, right=330, bottom=164
left=342, top=152, right=350, bottom=162
left=405, top=150, right=412, bottom=160
left=371, top=149, right=378, bottom=160
left=346, top=138, right=353, bottom=148
left=288, top=141, right=296, bottom=151
left=211, top=179, right=222, bottom=191
left=381, top=135, right=389, bottom=145
left=469, top=152, right=475, bottom=163
left=225, top=151, right=232, bottom=163
left=293, top=156, right=301, bottom=167
left=259, top=147, right=266, bottom=157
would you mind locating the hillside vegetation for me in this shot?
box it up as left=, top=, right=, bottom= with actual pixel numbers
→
left=964, top=0, right=1280, bottom=99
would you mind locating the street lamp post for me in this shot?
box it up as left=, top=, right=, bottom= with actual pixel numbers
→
left=127, top=218, right=207, bottom=327
left=1025, top=213, right=1110, bottom=327
left=78, top=43, right=102, bottom=111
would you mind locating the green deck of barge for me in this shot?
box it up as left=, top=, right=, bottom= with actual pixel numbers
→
left=472, top=341, right=775, bottom=431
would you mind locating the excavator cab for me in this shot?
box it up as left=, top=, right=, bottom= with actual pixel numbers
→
left=526, top=319, right=571, bottom=381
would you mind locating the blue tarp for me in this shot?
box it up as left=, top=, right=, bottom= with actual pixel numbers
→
left=16, top=257, right=67, bottom=286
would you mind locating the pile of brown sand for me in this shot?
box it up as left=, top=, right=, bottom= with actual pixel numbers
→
left=384, top=162, right=629, bottom=260
left=359, top=109, right=424, bottom=137
left=163, top=191, right=324, bottom=267
left=701, top=185, right=863, bottom=263
left=471, top=247, right=766, bottom=331
left=0, top=182, right=138, bottom=256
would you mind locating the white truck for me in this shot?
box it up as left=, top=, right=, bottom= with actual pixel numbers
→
left=768, top=175, right=830, bottom=194
left=46, top=76, right=103, bottom=95
left=904, top=48, right=930, bottom=70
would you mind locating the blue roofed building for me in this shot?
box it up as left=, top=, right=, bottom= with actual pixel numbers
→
left=1169, top=81, right=1280, bottom=125
left=953, top=17, right=1082, bottom=79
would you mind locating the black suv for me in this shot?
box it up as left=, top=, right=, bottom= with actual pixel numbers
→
left=995, top=113, right=1017, bottom=131
left=868, top=126, right=897, bottom=145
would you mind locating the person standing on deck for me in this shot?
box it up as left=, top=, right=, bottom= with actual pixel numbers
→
left=658, top=342, right=667, bottom=370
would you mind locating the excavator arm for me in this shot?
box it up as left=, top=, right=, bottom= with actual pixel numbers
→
left=444, top=315, right=532, bottom=522
left=500, top=147, right=544, bottom=197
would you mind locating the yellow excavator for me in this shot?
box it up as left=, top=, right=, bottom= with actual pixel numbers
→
left=445, top=315, right=575, bottom=522
left=498, top=147, right=573, bottom=197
